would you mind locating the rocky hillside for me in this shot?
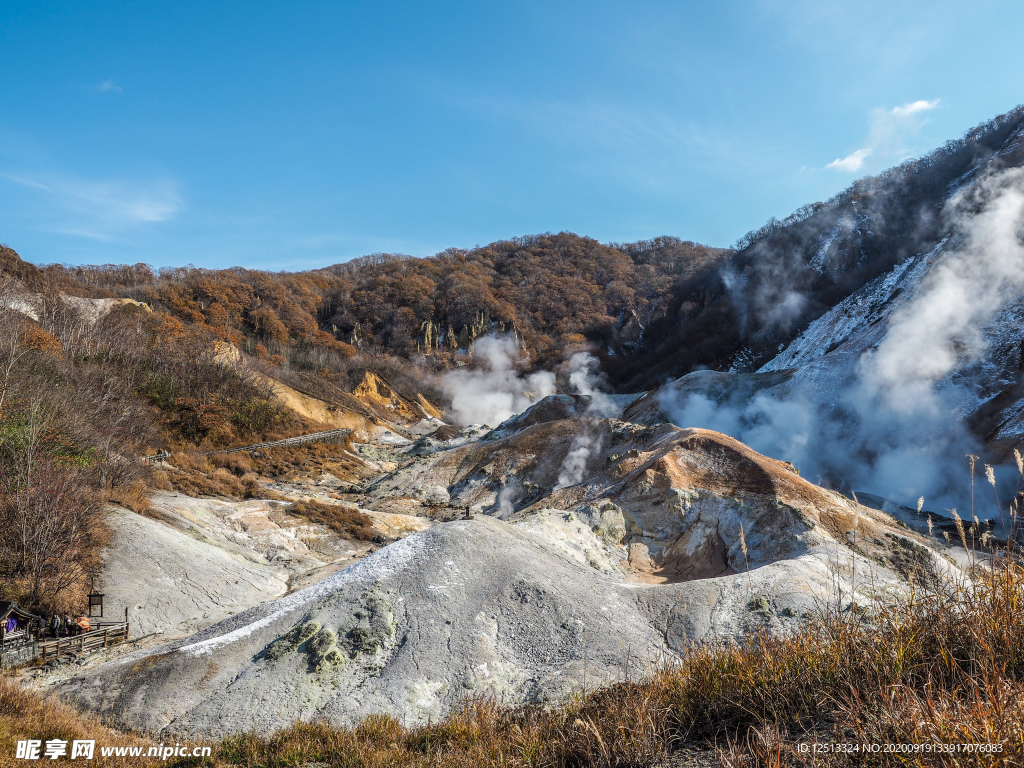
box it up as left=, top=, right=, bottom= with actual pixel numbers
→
left=56, top=400, right=947, bottom=736
left=15, top=107, right=1024, bottom=747
left=644, top=106, right=1024, bottom=518
left=6, top=105, right=1024, bottom=623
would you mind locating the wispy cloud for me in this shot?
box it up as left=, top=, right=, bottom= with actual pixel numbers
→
left=2, top=170, right=182, bottom=241
left=456, top=92, right=775, bottom=192
left=826, top=148, right=871, bottom=172
left=826, top=98, right=940, bottom=172
left=891, top=99, right=939, bottom=118
left=94, top=80, right=122, bottom=94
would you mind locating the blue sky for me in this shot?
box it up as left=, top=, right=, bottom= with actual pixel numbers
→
left=1, top=1, right=1022, bottom=270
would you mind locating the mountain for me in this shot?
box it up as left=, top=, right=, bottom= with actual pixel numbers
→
left=11, top=106, right=1024, bottom=748
left=614, top=104, right=1024, bottom=390
left=629, top=104, right=1024, bottom=515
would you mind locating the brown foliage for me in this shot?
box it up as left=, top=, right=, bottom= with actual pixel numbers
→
left=105, top=480, right=152, bottom=515
left=166, top=452, right=247, bottom=498
left=11, top=232, right=724, bottom=372
left=210, top=452, right=254, bottom=475
left=243, top=440, right=366, bottom=485
left=20, top=324, right=62, bottom=357
left=0, top=455, right=106, bottom=615
left=289, top=499, right=374, bottom=540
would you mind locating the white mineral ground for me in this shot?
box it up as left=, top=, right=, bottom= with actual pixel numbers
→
left=28, top=394, right=961, bottom=738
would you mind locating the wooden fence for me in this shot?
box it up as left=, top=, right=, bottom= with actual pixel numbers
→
left=205, top=428, right=352, bottom=455
left=138, top=428, right=353, bottom=464
left=37, top=622, right=130, bottom=663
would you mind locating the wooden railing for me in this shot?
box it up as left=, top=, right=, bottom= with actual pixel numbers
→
left=37, top=622, right=129, bottom=662
left=0, top=629, right=28, bottom=645
left=137, top=428, right=353, bottom=464
left=205, top=428, right=352, bottom=456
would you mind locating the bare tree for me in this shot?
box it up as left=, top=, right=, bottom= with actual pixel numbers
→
left=0, top=401, right=102, bottom=608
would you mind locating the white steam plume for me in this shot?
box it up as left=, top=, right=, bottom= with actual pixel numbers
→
left=554, top=352, right=620, bottom=489
left=441, top=336, right=556, bottom=427
left=495, top=480, right=519, bottom=519
left=661, top=167, right=1024, bottom=515
left=556, top=438, right=598, bottom=490
left=861, top=167, right=1024, bottom=412
left=565, top=351, right=619, bottom=418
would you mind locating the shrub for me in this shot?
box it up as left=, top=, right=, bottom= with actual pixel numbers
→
left=228, top=399, right=280, bottom=434
left=211, top=452, right=254, bottom=476
left=106, top=479, right=152, bottom=515
left=290, top=499, right=375, bottom=540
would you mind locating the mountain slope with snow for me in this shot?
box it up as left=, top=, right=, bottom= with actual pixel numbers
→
left=617, top=105, right=1024, bottom=392
left=654, top=122, right=1024, bottom=517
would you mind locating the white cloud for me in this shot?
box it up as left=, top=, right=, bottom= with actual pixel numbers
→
left=824, top=98, right=939, bottom=172
left=891, top=99, right=939, bottom=118
left=826, top=147, right=871, bottom=172
left=2, top=171, right=182, bottom=241
left=95, top=81, right=122, bottom=93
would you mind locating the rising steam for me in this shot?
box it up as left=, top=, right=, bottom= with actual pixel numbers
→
left=554, top=352, right=620, bottom=489
left=662, top=167, right=1024, bottom=514
left=440, top=336, right=556, bottom=427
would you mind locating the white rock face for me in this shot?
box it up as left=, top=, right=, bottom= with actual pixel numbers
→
left=415, top=484, right=451, bottom=506
left=61, top=425, right=950, bottom=737
left=99, top=507, right=288, bottom=638
left=61, top=513, right=919, bottom=737
left=54, top=373, right=959, bottom=741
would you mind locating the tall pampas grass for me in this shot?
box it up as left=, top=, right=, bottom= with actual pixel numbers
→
left=985, top=463, right=1006, bottom=533
left=919, top=497, right=933, bottom=538
left=739, top=522, right=750, bottom=594
left=968, top=453, right=978, bottom=524
left=950, top=508, right=970, bottom=553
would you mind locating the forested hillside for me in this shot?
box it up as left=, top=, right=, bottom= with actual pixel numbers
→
left=8, top=234, right=728, bottom=371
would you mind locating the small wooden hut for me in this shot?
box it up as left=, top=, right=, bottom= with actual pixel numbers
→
left=0, top=602, right=42, bottom=647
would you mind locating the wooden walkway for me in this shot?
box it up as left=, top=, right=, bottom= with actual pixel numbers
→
left=37, top=622, right=130, bottom=662
left=139, top=428, right=353, bottom=464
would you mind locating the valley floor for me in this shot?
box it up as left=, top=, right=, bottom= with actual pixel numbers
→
left=4, top=390, right=1017, bottom=764
left=3, top=556, right=1023, bottom=766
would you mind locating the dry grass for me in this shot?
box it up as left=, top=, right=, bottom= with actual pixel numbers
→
left=0, top=675, right=155, bottom=768
left=244, top=438, right=367, bottom=483
left=289, top=498, right=375, bottom=541
left=4, top=559, right=1024, bottom=766
left=105, top=479, right=152, bottom=515
left=165, top=451, right=252, bottom=498
left=164, top=439, right=367, bottom=501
